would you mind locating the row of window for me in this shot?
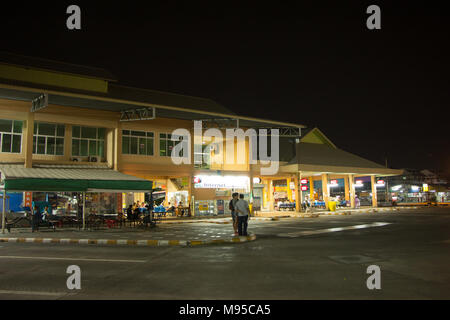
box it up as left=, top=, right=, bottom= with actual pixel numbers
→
left=122, top=131, right=184, bottom=157
left=0, top=120, right=183, bottom=158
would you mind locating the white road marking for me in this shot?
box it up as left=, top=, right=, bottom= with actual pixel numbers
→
left=0, top=255, right=146, bottom=263
left=277, top=222, right=391, bottom=238
left=266, top=226, right=313, bottom=230
left=0, top=289, right=69, bottom=296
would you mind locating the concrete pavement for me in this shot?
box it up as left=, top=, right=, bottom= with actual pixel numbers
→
left=0, top=207, right=448, bottom=299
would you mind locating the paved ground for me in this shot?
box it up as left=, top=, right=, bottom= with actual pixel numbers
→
left=0, top=207, right=448, bottom=299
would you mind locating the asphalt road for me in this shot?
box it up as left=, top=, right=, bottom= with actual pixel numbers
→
left=0, top=207, right=449, bottom=300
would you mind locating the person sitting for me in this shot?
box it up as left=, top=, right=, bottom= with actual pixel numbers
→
left=41, top=206, right=56, bottom=230
left=166, top=202, right=176, bottom=216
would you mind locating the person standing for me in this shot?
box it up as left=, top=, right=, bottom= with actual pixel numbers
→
left=31, top=205, right=41, bottom=232
left=235, top=194, right=250, bottom=236
left=229, top=193, right=239, bottom=236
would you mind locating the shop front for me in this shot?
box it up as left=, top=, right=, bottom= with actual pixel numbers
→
left=0, top=166, right=152, bottom=232
left=192, top=174, right=250, bottom=216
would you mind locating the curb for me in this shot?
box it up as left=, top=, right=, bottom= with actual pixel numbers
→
left=161, top=220, right=231, bottom=225
left=0, top=234, right=257, bottom=247
left=189, top=234, right=257, bottom=246
left=321, top=212, right=352, bottom=216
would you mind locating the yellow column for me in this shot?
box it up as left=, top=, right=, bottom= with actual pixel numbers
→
left=23, top=112, right=35, bottom=168
left=310, top=177, right=314, bottom=200
left=64, top=124, right=72, bottom=161
left=269, top=179, right=274, bottom=210
left=249, top=169, right=254, bottom=201
left=294, top=173, right=300, bottom=212
left=287, top=177, right=292, bottom=201
left=321, top=173, right=329, bottom=210
left=371, top=175, right=378, bottom=207
left=349, top=174, right=355, bottom=208
left=344, top=176, right=350, bottom=201
left=113, top=122, right=122, bottom=171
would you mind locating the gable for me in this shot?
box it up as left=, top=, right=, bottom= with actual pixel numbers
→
left=300, top=128, right=335, bottom=148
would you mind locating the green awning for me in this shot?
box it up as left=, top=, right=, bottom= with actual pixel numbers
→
left=0, top=167, right=152, bottom=192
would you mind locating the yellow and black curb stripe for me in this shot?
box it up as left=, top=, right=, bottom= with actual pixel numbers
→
left=321, top=212, right=352, bottom=216
left=0, top=234, right=257, bottom=247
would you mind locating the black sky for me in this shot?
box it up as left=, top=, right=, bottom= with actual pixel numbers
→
left=1, top=1, right=449, bottom=175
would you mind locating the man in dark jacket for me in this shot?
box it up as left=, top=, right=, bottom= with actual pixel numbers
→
left=229, top=193, right=239, bottom=236
left=31, top=205, right=41, bottom=232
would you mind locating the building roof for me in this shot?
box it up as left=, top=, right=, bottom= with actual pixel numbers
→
left=107, top=83, right=236, bottom=117
left=0, top=51, right=117, bottom=81
left=0, top=53, right=305, bottom=128
left=290, top=142, right=386, bottom=169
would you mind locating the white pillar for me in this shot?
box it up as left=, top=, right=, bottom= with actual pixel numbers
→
left=82, top=192, right=86, bottom=230
left=1, top=190, right=6, bottom=234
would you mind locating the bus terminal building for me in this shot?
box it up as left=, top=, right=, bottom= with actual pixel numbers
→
left=0, top=53, right=403, bottom=219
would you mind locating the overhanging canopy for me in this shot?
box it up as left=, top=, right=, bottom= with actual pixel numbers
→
left=0, top=167, right=152, bottom=192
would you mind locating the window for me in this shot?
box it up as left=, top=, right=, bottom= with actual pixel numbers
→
left=0, top=119, right=23, bottom=153
left=194, top=144, right=211, bottom=169
left=122, top=130, right=154, bottom=156
left=159, top=133, right=186, bottom=157
left=72, top=126, right=105, bottom=157
left=33, top=122, right=65, bottom=155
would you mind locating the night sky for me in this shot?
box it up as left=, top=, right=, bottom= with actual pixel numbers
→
left=1, top=1, right=449, bottom=175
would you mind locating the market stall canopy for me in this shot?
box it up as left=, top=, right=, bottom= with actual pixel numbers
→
left=281, top=142, right=404, bottom=176
left=0, top=167, right=152, bottom=192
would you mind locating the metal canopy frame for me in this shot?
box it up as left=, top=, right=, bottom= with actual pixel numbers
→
left=197, top=118, right=302, bottom=137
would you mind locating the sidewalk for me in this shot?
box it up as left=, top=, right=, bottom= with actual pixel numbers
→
left=0, top=218, right=256, bottom=247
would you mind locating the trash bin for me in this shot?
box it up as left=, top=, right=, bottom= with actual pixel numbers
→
left=328, top=201, right=337, bottom=212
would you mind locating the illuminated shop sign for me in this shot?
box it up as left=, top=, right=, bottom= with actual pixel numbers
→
left=355, top=180, right=364, bottom=187
left=376, top=180, right=385, bottom=187
left=329, top=180, right=338, bottom=187
left=300, top=179, right=309, bottom=184
left=193, top=175, right=250, bottom=189
left=301, top=185, right=308, bottom=191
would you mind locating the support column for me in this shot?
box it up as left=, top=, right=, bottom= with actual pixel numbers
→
left=106, top=128, right=114, bottom=168
left=113, top=123, right=122, bottom=171
left=344, top=176, right=350, bottom=201
left=1, top=190, right=6, bottom=234
left=24, top=112, right=35, bottom=168
left=371, top=175, right=378, bottom=207
left=321, top=173, right=329, bottom=210
left=310, top=178, right=314, bottom=201
left=269, top=179, right=274, bottom=210
left=82, top=192, right=86, bottom=230
left=249, top=169, right=254, bottom=202
left=64, top=124, right=72, bottom=161
left=188, top=174, right=194, bottom=216
left=349, top=174, right=355, bottom=208
left=294, top=173, right=300, bottom=212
